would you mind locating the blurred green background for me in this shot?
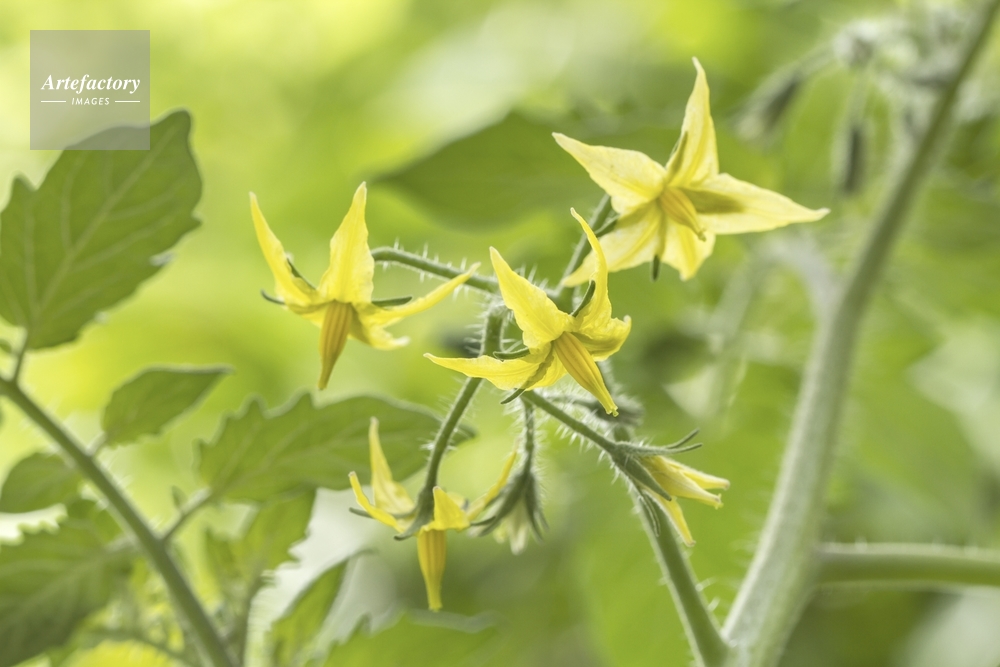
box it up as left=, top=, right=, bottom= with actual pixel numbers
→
left=3, top=1, right=1000, bottom=666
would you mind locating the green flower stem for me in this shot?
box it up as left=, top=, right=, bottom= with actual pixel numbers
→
left=817, top=543, right=1000, bottom=589
left=522, top=390, right=729, bottom=666
left=0, top=377, right=236, bottom=667
left=554, top=195, right=612, bottom=311
left=722, top=3, right=1000, bottom=664
left=406, top=309, right=506, bottom=532
left=370, top=247, right=499, bottom=295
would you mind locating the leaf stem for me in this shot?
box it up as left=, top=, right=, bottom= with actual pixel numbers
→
left=522, top=390, right=729, bottom=665
left=370, top=247, right=499, bottom=294
left=816, top=543, right=1000, bottom=589
left=722, top=3, right=1000, bottom=663
left=0, top=377, right=236, bottom=667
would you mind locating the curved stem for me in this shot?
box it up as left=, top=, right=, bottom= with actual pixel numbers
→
left=522, top=390, right=729, bottom=666
left=722, top=3, right=1000, bottom=664
left=817, top=543, right=1000, bottom=589
left=370, top=247, right=499, bottom=295
left=0, top=377, right=236, bottom=667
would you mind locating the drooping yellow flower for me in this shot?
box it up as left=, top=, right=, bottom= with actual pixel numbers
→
left=348, top=418, right=515, bottom=611
left=425, top=210, right=631, bottom=415
left=556, top=59, right=829, bottom=282
left=251, top=183, right=478, bottom=389
left=642, top=456, right=729, bottom=546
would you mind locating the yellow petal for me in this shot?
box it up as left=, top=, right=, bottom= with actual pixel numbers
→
left=362, top=264, right=480, bottom=328
left=491, top=248, right=572, bottom=348
left=417, top=529, right=447, bottom=611
left=424, top=350, right=561, bottom=391
left=348, top=472, right=402, bottom=532
left=425, top=487, right=471, bottom=531
left=552, top=333, right=618, bottom=415
left=317, top=301, right=354, bottom=390
left=663, top=58, right=719, bottom=186
left=467, top=450, right=518, bottom=520
left=317, top=183, right=375, bottom=305
left=655, top=495, right=696, bottom=547
left=684, top=173, right=829, bottom=234
left=662, top=222, right=715, bottom=281
left=646, top=457, right=723, bottom=508
left=562, top=205, right=663, bottom=286
left=250, top=193, right=320, bottom=307
left=554, top=133, right=666, bottom=214
left=349, top=313, right=409, bottom=350
left=573, top=318, right=632, bottom=361
left=669, top=460, right=730, bottom=491
left=568, top=209, right=610, bottom=325
left=368, top=418, right=415, bottom=516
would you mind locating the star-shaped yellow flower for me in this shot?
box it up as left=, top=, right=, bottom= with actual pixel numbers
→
left=425, top=210, right=631, bottom=415
left=349, top=418, right=515, bottom=611
left=556, top=59, right=829, bottom=282
left=252, top=183, right=478, bottom=389
left=642, top=456, right=729, bottom=546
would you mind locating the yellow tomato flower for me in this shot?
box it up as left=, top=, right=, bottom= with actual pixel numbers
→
left=251, top=183, right=478, bottom=389
left=425, top=210, right=631, bottom=415
left=642, top=456, right=729, bottom=546
left=555, top=59, right=829, bottom=282
left=348, top=418, right=515, bottom=611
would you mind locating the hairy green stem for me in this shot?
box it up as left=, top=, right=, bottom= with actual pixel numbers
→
left=817, top=543, right=1000, bottom=589
left=523, top=390, right=729, bottom=665
left=403, top=310, right=505, bottom=536
left=370, top=247, right=499, bottom=294
left=0, top=378, right=236, bottom=667
left=722, top=3, right=1000, bottom=664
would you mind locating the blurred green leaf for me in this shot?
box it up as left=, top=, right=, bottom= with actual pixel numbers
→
left=0, top=111, right=201, bottom=349
left=207, top=491, right=315, bottom=661
left=0, top=339, right=11, bottom=355
left=0, top=501, right=132, bottom=667
left=0, top=452, right=82, bottom=513
left=269, top=560, right=348, bottom=667
left=199, top=394, right=474, bottom=503
left=379, top=113, right=591, bottom=230
left=325, top=613, right=495, bottom=667
left=101, top=366, right=230, bottom=445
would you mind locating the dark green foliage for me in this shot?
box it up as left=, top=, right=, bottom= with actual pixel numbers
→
left=102, top=366, right=230, bottom=445
left=0, top=112, right=201, bottom=349
left=198, top=394, right=474, bottom=502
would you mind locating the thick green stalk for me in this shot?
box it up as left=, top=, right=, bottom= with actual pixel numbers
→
left=817, top=543, right=1000, bottom=589
left=523, top=391, right=729, bottom=665
left=0, top=378, right=236, bottom=667
left=370, top=247, right=499, bottom=294
left=722, top=3, right=1000, bottom=664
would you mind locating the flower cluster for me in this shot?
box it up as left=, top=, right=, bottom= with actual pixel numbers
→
left=251, top=60, right=827, bottom=610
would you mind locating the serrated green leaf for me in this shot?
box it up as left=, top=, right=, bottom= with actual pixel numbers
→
left=378, top=113, right=594, bottom=230
left=0, top=452, right=82, bottom=513
left=0, top=501, right=132, bottom=667
left=270, top=561, right=348, bottom=667
left=101, top=366, right=230, bottom=445
left=198, top=394, right=474, bottom=503
left=325, top=613, right=495, bottom=667
left=0, top=111, right=202, bottom=349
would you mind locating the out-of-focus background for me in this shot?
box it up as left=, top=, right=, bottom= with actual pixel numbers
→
left=3, top=1, right=1000, bottom=666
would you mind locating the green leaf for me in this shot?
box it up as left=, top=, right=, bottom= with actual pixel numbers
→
left=0, top=339, right=11, bottom=355
left=198, top=394, right=474, bottom=503
left=0, top=452, right=82, bottom=513
left=0, top=501, right=132, bottom=667
left=101, top=366, right=230, bottom=445
left=378, top=113, right=594, bottom=230
left=325, top=613, right=495, bottom=667
left=0, top=111, right=202, bottom=349
left=269, top=561, right=348, bottom=667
